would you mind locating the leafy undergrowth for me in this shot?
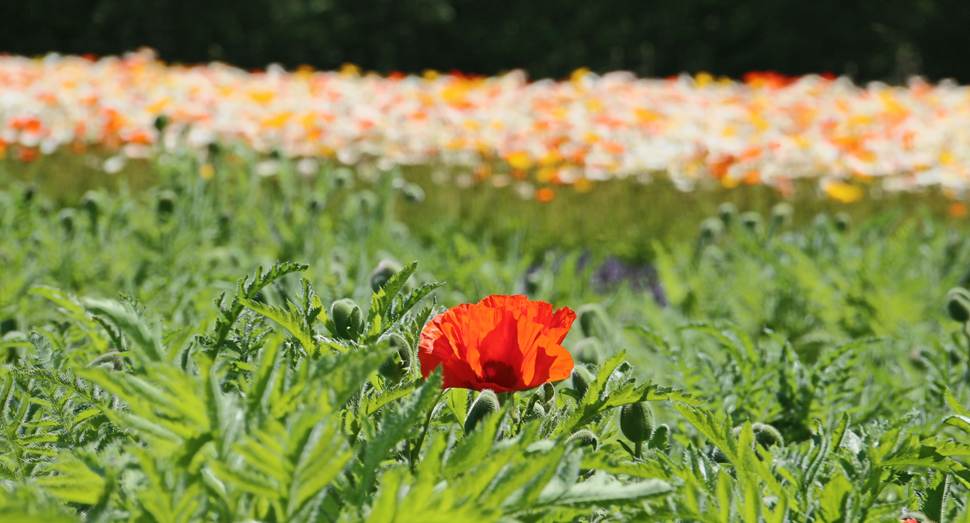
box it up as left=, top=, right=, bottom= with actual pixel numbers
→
left=3, top=170, right=970, bottom=521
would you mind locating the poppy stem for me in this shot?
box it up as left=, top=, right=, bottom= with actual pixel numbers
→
left=963, top=322, right=970, bottom=382
left=634, top=441, right=643, bottom=459
left=411, top=390, right=446, bottom=472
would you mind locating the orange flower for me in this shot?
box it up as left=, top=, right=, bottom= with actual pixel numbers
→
left=419, top=295, right=576, bottom=392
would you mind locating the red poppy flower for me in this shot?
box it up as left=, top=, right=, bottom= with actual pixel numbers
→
left=419, top=295, right=576, bottom=392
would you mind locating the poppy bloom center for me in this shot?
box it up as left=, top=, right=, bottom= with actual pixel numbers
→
left=418, top=295, right=576, bottom=392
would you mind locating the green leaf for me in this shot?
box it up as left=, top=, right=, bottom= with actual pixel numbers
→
left=946, top=388, right=970, bottom=417
left=558, top=350, right=700, bottom=434
left=922, top=471, right=948, bottom=523
left=816, top=472, right=852, bottom=523
left=238, top=296, right=322, bottom=354
left=355, top=370, right=442, bottom=502
left=367, top=261, right=418, bottom=336
left=538, top=471, right=671, bottom=506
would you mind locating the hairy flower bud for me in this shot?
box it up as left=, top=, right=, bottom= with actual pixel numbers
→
left=58, top=208, right=76, bottom=234
left=770, top=202, right=793, bottom=225
left=834, top=212, right=852, bottom=232
left=80, top=191, right=101, bottom=233
left=370, top=258, right=405, bottom=292
left=751, top=422, right=784, bottom=448
left=571, top=367, right=590, bottom=398
left=649, top=423, right=670, bottom=451
left=717, top=202, right=738, bottom=226
left=577, top=303, right=609, bottom=338
left=769, top=202, right=793, bottom=236
left=402, top=183, right=425, bottom=204
left=711, top=447, right=730, bottom=463
left=153, top=114, right=169, bottom=133
left=332, top=167, right=354, bottom=189
left=620, top=401, right=656, bottom=444
left=0, top=318, right=17, bottom=336
left=573, top=336, right=604, bottom=365
left=378, top=333, right=412, bottom=383
left=88, top=351, right=124, bottom=371
left=566, top=429, right=598, bottom=449
left=740, top=211, right=764, bottom=234
left=157, top=190, right=176, bottom=217
left=464, top=389, right=500, bottom=433
left=541, top=382, right=556, bottom=405
left=947, top=287, right=970, bottom=323
left=331, top=298, right=362, bottom=340
left=732, top=422, right=785, bottom=452
left=524, top=402, right=546, bottom=421
left=699, top=216, right=724, bottom=242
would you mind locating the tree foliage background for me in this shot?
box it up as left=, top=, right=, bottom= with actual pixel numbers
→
left=1, top=0, right=968, bottom=83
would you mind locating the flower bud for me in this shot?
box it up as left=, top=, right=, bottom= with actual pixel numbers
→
left=751, top=422, right=784, bottom=448
left=698, top=217, right=724, bottom=242
left=770, top=202, right=793, bottom=227
left=332, top=167, right=355, bottom=188
left=88, top=351, right=124, bottom=371
left=740, top=212, right=764, bottom=234
left=573, top=337, right=604, bottom=365
left=464, top=390, right=500, bottom=433
left=566, top=429, right=598, bottom=449
left=648, top=423, right=669, bottom=451
left=834, top=212, right=852, bottom=232
left=947, top=287, right=970, bottom=323
left=402, top=183, right=425, bottom=204
left=541, top=382, right=556, bottom=405
left=331, top=299, right=362, bottom=340
left=769, top=202, right=793, bottom=236
left=58, top=208, right=76, bottom=234
left=717, top=202, right=738, bottom=226
left=571, top=367, right=590, bottom=398
left=80, top=191, right=101, bottom=233
left=153, top=114, right=169, bottom=133
left=157, top=190, right=176, bottom=217
left=711, top=447, right=730, bottom=463
left=370, top=258, right=405, bottom=292
left=577, top=303, right=609, bottom=338
left=524, top=402, right=546, bottom=421
left=378, top=333, right=412, bottom=383
left=620, top=402, right=656, bottom=444
left=0, top=318, right=17, bottom=336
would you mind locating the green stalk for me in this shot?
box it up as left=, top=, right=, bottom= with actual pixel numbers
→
left=410, top=390, right=446, bottom=472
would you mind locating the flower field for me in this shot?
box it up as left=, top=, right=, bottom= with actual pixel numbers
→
left=3, top=50, right=970, bottom=203
left=4, top=50, right=970, bottom=522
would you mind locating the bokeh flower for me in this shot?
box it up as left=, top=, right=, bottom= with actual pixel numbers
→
left=419, top=295, right=575, bottom=392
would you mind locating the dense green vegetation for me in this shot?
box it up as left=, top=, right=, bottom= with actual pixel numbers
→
left=3, top=161, right=970, bottom=521
left=3, top=0, right=969, bottom=82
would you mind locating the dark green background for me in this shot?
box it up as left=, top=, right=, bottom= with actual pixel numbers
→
left=1, top=0, right=966, bottom=82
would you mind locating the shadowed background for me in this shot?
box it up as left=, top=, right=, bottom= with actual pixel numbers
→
left=1, top=0, right=967, bottom=82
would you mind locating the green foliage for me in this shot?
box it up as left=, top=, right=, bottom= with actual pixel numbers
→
left=5, top=169, right=970, bottom=520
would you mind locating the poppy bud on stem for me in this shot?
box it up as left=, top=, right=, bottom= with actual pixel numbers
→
left=566, top=429, right=598, bottom=449
left=620, top=401, right=655, bottom=458
left=541, top=382, right=556, bottom=408
left=331, top=299, right=362, bottom=341
left=717, top=202, right=738, bottom=227
left=946, top=287, right=970, bottom=370
left=378, top=333, right=411, bottom=383
left=370, top=258, right=405, bottom=292
left=571, top=367, right=590, bottom=398
left=465, top=390, right=500, bottom=433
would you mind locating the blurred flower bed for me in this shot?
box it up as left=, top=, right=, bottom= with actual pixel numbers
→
left=2, top=49, right=970, bottom=202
